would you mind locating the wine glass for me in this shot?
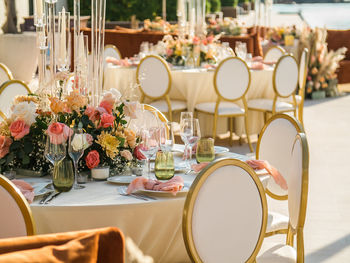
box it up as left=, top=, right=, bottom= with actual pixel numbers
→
left=180, top=112, right=193, bottom=160
left=45, top=134, right=66, bottom=166
left=139, top=127, right=160, bottom=179
left=68, top=128, right=86, bottom=189
left=187, top=118, right=201, bottom=162
left=159, top=122, right=175, bottom=153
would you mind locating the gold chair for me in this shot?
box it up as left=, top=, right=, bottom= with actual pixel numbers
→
left=296, top=48, right=309, bottom=127
left=0, top=80, right=31, bottom=118
left=255, top=114, right=304, bottom=237
left=143, top=104, right=169, bottom=124
left=194, top=56, right=253, bottom=151
left=0, top=63, right=13, bottom=85
left=104, top=44, right=122, bottom=60
left=257, top=133, right=309, bottom=263
left=183, top=158, right=267, bottom=262
left=248, top=54, right=299, bottom=124
left=137, top=55, right=187, bottom=122
left=0, top=175, right=35, bottom=238
left=263, top=45, right=285, bottom=62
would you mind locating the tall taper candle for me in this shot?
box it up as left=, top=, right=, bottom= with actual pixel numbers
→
left=60, top=8, right=67, bottom=64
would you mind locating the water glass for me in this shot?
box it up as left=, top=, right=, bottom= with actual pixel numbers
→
left=196, top=138, right=215, bottom=163
left=139, top=127, right=160, bottom=178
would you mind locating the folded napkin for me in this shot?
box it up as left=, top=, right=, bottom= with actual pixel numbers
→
left=11, top=179, right=35, bottom=204
left=245, top=160, right=288, bottom=190
left=252, top=56, right=263, bottom=62
left=105, top=57, right=131, bottom=67
left=263, top=60, right=276, bottom=66
left=191, top=162, right=209, bottom=173
left=250, top=62, right=264, bottom=70
left=126, top=176, right=184, bottom=196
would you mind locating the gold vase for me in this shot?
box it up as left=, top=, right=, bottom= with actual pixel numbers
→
left=53, top=158, right=74, bottom=192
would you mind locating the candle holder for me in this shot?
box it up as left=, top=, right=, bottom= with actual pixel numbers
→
left=75, top=33, right=89, bottom=95
left=34, top=0, right=46, bottom=27
left=57, top=8, right=71, bottom=74
left=73, top=0, right=80, bottom=93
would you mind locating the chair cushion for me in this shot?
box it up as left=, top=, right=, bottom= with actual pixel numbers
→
left=248, top=99, right=294, bottom=112
left=266, top=211, right=289, bottom=233
left=150, top=100, right=187, bottom=113
left=257, top=243, right=296, bottom=263
left=195, top=102, right=245, bottom=115
left=281, top=95, right=301, bottom=105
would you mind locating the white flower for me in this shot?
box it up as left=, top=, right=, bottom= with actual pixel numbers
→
left=101, top=88, right=122, bottom=106
left=71, top=134, right=91, bottom=151
left=123, top=101, right=142, bottom=119
left=11, top=101, right=37, bottom=126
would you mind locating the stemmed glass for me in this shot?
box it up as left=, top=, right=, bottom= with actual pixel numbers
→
left=139, top=127, right=160, bottom=179
left=68, top=127, right=86, bottom=189
left=180, top=118, right=201, bottom=170
left=159, top=122, right=175, bottom=152
left=187, top=118, right=201, bottom=162
left=180, top=112, right=193, bottom=161
left=44, top=134, right=66, bottom=167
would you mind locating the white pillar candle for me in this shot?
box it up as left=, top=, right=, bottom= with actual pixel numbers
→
left=79, top=32, right=85, bottom=63
left=60, top=7, right=67, bottom=63
left=35, top=0, right=43, bottom=17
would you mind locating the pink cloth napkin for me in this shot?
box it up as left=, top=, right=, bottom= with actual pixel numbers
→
left=262, top=60, right=276, bottom=66
left=245, top=160, right=288, bottom=190
left=126, top=176, right=184, bottom=196
left=250, top=62, right=264, bottom=70
left=105, top=57, right=131, bottom=67
left=252, top=56, right=263, bottom=62
left=11, top=179, right=35, bottom=204
left=191, top=162, right=210, bottom=173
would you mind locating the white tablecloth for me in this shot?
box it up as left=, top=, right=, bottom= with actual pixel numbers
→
left=30, top=151, right=270, bottom=263
left=104, top=65, right=275, bottom=136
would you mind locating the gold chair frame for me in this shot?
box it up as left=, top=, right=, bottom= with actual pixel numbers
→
left=248, top=54, right=298, bottom=124
left=0, top=80, right=31, bottom=119
left=297, top=48, right=309, bottom=127
left=0, top=63, right=14, bottom=82
left=137, top=55, right=186, bottom=122
left=195, top=56, right=253, bottom=152
left=256, top=113, right=304, bottom=202
left=182, top=158, right=267, bottom=263
left=263, top=45, right=286, bottom=60
left=104, top=44, right=122, bottom=59
left=0, top=175, right=35, bottom=236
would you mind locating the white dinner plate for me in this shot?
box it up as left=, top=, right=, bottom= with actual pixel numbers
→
left=107, top=175, right=138, bottom=184
left=172, top=144, right=229, bottom=155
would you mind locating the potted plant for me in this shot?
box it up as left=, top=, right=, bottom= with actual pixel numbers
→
left=240, top=0, right=251, bottom=13
left=221, top=0, right=239, bottom=18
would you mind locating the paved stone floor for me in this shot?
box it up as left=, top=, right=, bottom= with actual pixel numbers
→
left=222, top=93, right=350, bottom=262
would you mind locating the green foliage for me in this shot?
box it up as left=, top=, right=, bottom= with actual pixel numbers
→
left=207, top=0, right=221, bottom=13
left=221, top=0, right=239, bottom=7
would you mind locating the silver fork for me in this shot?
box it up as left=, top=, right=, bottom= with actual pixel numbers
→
left=117, top=187, right=149, bottom=201
left=120, top=186, right=157, bottom=200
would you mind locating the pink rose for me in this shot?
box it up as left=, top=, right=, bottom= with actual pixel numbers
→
left=0, top=136, right=12, bottom=158
left=121, top=150, right=133, bottom=161
left=47, top=122, right=72, bottom=144
left=85, top=134, right=93, bottom=145
left=99, top=113, right=115, bottom=128
left=96, top=106, right=108, bottom=116
left=134, top=145, right=146, bottom=160
left=166, top=48, right=173, bottom=56
left=9, top=119, right=30, bottom=140
left=192, top=36, right=200, bottom=45
left=85, top=150, right=100, bottom=169
left=99, top=100, right=113, bottom=114
left=85, top=106, right=98, bottom=122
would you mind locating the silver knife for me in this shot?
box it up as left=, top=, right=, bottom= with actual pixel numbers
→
left=39, top=192, right=53, bottom=204
left=44, top=192, right=61, bottom=204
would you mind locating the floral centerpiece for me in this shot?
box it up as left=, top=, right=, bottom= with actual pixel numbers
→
left=266, top=25, right=300, bottom=46
left=0, top=89, right=140, bottom=174
left=144, top=17, right=178, bottom=33
left=299, top=27, right=347, bottom=98
left=207, top=17, right=246, bottom=36
left=155, top=34, right=220, bottom=66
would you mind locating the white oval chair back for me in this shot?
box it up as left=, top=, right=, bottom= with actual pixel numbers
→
left=274, top=54, right=299, bottom=98
left=104, top=44, right=122, bottom=68
left=137, top=55, right=171, bottom=99
left=0, top=80, right=31, bottom=118
left=0, top=63, right=13, bottom=86
left=264, top=46, right=285, bottom=62
left=214, top=57, right=251, bottom=101
left=0, top=175, right=35, bottom=238
left=256, top=114, right=304, bottom=200
left=183, top=159, right=267, bottom=263
left=299, top=49, right=308, bottom=91
left=289, top=133, right=309, bottom=231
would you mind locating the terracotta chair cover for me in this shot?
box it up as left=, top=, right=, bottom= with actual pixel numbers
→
left=0, top=227, right=125, bottom=263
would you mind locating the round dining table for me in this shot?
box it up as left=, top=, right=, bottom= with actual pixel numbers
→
left=104, top=65, right=275, bottom=137
left=30, top=151, right=270, bottom=263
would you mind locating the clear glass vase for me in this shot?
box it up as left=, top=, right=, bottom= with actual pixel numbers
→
left=53, top=158, right=74, bottom=192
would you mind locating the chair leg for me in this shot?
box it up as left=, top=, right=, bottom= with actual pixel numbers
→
left=229, top=117, right=233, bottom=146
left=286, top=225, right=294, bottom=246
left=263, top=112, right=268, bottom=124
left=168, top=111, right=173, bottom=122
left=296, top=228, right=305, bottom=263
left=244, top=115, right=254, bottom=152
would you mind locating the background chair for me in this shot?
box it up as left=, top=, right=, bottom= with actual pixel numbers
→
left=255, top=114, right=304, bottom=237
left=194, top=57, right=253, bottom=151
left=0, top=175, right=35, bottom=238
left=248, top=54, right=299, bottom=124
left=263, top=45, right=285, bottom=62
left=104, top=44, right=122, bottom=68
left=296, top=48, right=309, bottom=126
left=257, top=133, right=309, bottom=263
left=137, top=55, right=187, bottom=122
left=0, top=80, right=31, bottom=118
left=0, top=63, right=13, bottom=86
left=183, top=158, right=267, bottom=263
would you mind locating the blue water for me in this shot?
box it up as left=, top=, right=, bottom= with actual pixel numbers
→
left=272, top=3, right=350, bottom=29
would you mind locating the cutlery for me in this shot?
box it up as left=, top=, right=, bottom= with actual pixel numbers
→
left=39, top=192, right=52, bottom=204
left=44, top=192, right=61, bottom=204
left=117, top=187, right=149, bottom=201
left=119, top=186, right=157, bottom=200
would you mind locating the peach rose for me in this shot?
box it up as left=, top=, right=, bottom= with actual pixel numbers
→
left=121, top=150, right=133, bottom=161
left=124, top=128, right=136, bottom=148
left=0, top=136, right=12, bottom=158
left=123, top=101, right=141, bottom=119
left=49, top=97, right=66, bottom=114
left=85, top=150, right=100, bottom=169
left=99, top=100, right=113, bottom=114
left=9, top=119, right=30, bottom=140
left=99, top=113, right=115, bottom=128
left=47, top=122, right=73, bottom=144
left=84, top=106, right=98, bottom=122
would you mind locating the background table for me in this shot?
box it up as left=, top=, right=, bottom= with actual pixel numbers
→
left=30, top=152, right=270, bottom=263
left=104, top=65, right=274, bottom=137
